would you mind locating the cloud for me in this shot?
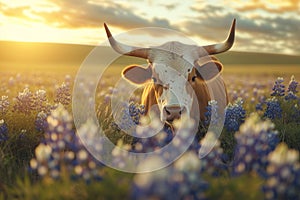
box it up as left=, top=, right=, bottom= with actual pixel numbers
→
left=1, top=0, right=299, bottom=54
left=232, top=0, right=300, bottom=13
left=180, top=4, right=300, bottom=54
left=0, top=0, right=174, bottom=30
left=159, top=3, right=177, bottom=10
left=0, top=3, right=31, bottom=20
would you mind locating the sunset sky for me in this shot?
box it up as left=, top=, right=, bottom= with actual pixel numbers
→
left=0, top=0, right=299, bottom=55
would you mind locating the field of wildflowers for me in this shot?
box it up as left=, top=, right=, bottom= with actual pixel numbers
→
left=0, top=65, right=300, bottom=200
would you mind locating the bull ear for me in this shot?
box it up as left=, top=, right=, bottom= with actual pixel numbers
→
left=122, top=65, right=152, bottom=84
left=194, top=59, right=223, bottom=81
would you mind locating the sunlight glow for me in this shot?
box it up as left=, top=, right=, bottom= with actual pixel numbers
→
left=0, top=0, right=299, bottom=55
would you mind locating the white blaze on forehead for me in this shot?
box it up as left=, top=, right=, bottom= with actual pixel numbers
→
left=150, top=41, right=199, bottom=77
left=153, top=63, right=193, bottom=119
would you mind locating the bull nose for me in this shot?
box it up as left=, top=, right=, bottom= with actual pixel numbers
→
left=164, top=105, right=186, bottom=121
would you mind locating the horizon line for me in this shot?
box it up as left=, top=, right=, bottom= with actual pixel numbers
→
left=0, top=39, right=299, bottom=57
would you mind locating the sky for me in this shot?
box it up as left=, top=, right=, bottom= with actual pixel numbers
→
left=0, top=0, right=300, bottom=55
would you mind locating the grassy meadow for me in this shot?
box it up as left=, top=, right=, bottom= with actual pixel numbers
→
left=0, top=41, right=300, bottom=199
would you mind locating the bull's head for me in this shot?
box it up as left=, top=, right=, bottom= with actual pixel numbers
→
left=104, top=20, right=235, bottom=122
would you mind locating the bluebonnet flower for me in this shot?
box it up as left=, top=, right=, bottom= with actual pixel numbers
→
left=44, top=104, right=73, bottom=150
left=287, top=75, right=298, bottom=94
left=258, top=95, right=266, bottom=105
left=132, top=152, right=208, bottom=200
left=264, top=97, right=282, bottom=119
left=232, top=113, right=279, bottom=177
left=35, top=111, right=48, bottom=132
left=111, top=102, right=138, bottom=134
left=0, top=119, right=8, bottom=142
left=72, top=119, right=104, bottom=182
left=255, top=102, right=263, bottom=111
left=255, top=94, right=267, bottom=111
left=134, top=113, right=196, bottom=156
left=284, top=91, right=298, bottom=101
left=13, top=88, right=35, bottom=114
left=111, top=113, right=197, bottom=174
left=111, top=102, right=146, bottom=136
left=133, top=122, right=173, bottom=153
left=198, top=131, right=226, bottom=176
left=0, top=96, right=9, bottom=115
left=271, top=77, right=285, bottom=97
left=230, top=90, right=238, bottom=102
left=224, top=98, right=246, bottom=132
left=30, top=143, right=52, bottom=176
left=129, top=101, right=145, bottom=124
left=131, top=111, right=172, bottom=153
left=43, top=103, right=58, bottom=115
left=263, top=143, right=300, bottom=200
left=54, top=82, right=71, bottom=105
left=285, top=75, right=298, bottom=101
left=30, top=104, right=102, bottom=181
left=204, top=100, right=220, bottom=126
left=31, top=104, right=74, bottom=178
left=172, top=114, right=200, bottom=152
left=33, top=89, right=47, bottom=112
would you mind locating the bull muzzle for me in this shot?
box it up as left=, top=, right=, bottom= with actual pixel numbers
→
left=163, top=105, right=186, bottom=122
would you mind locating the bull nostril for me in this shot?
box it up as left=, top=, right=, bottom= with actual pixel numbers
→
left=164, top=107, right=171, bottom=115
left=180, top=107, right=186, bottom=115
left=164, top=106, right=186, bottom=120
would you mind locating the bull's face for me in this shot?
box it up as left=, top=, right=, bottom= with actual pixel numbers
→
left=104, top=20, right=235, bottom=122
left=121, top=48, right=224, bottom=122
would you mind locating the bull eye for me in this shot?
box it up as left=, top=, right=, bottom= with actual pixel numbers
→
left=192, top=75, right=197, bottom=82
left=152, top=77, right=157, bottom=83
left=161, top=83, right=169, bottom=90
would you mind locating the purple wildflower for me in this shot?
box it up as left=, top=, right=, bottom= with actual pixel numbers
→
left=33, top=89, right=47, bottom=112
left=232, top=114, right=279, bottom=177
left=204, top=100, right=220, bottom=126
left=263, top=143, right=300, bottom=200
left=198, top=131, right=226, bottom=176
left=30, top=104, right=102, bottom=181
left=129, top=101, right=145, bottom=124
left=285, top=91, right=298, bottom=101
left=224, top=98, right=246, bottom=132
left=264, top=97, right=282, bottom=119
left=287, top=75, right=298, bottom=94
left=285, top=75, right=298, bottom=100
left=132, top=152, right=208, bottom=200
left=54, top=83, right=71, bottom=105
left=35, top=111, right=48, bottom=132
left=255, top=102, right=263, bottom=111
left=13, top=88, right=35, bottom=114
left=271, top=77, right=285, bottom=97
left=0, top=96, right=9, bottom=115
left=0, top=119, right=8, bottom=142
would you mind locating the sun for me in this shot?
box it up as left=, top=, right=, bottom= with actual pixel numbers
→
left=0, top=0, right=98, bottom=44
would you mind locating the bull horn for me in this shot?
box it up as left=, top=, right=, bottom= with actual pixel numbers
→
left=104, top=23, right=150, bottom=59
left=200, top=19, right=236, bottom=56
